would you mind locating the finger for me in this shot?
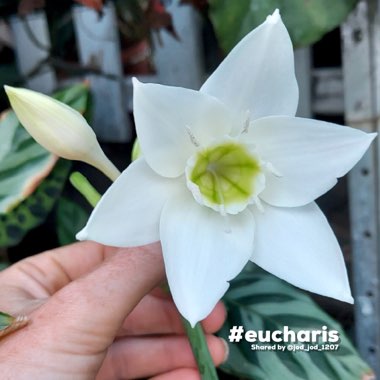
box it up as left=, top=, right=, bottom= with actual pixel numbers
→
left=120, top=296, right=226, bottom=336
left=96, top=334, right=227, bottom=379
left=31, top=242, right=164, bottom=350
left=149, top=368, right=201, bottom=380
left=1, top=241, right=112, bottom=298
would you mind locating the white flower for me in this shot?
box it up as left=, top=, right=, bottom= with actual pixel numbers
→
left=77, top=10, right=376, bottom=326
left=4, top=85, right=120, bottom=181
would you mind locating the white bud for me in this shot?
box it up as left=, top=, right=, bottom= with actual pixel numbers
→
left=4, top=86, right=120, bottom=181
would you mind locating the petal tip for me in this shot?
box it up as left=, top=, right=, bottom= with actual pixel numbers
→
left=132, top=77, right=142, bottom=88
left=76, top=229, right=87, bottom=241
left=336, top=291, right=354, bottom=304
left=344, top=294, right=354, bottom=304
left=3, top=85, right=18, bottom=99
left=3, top=84, right=12, bottom=92
left=266, top=8, right=281, bottom=24
left=369, top=132, right=378, bottom=141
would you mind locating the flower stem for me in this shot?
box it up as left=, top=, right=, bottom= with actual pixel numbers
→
left=182, top=318, right=219, bottom=380
left=69, top=172, right=101, bottom=207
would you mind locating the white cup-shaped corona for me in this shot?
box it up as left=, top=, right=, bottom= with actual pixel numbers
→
left=4, top=85, right=120, bottom=181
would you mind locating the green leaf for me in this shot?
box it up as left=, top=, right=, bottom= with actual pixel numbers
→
left=0, top=311, right=28, bottom=337
left=53, top=82, right=90, bottom=115
left=219, top=264, right=373, bottom=380
left=0, top=311, right=14, bottom=330
left=208, top=0, right=359, bottom=52
left=0, top=82, right=90, bottom=213
left=56, top=197, right=89, bottom=246
left=0, top=159, right=71, bottom=248
left=0, top=110, right=57, bottom=213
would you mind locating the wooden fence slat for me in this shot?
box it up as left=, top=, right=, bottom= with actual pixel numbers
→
left=152, top=2, right=204, bottom=89
left=73, top=4, right=131, bottom=142
left=294, top=48, right=312, bottom=118
left=10, top=11, right=56, bottom=93
left=312, top=68, right=344, bottom=115
left=342, top=0, right=380, bottom=374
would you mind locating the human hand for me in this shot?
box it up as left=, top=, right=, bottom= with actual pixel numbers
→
left=0, top=241, right=227, bottom=379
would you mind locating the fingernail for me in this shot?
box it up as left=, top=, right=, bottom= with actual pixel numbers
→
left=220, top=338, right=230, bottom=363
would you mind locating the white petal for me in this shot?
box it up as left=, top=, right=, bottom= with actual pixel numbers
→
left=77, top=158, right=182, bottom=247
left=247, top=116, right=376, bottom=207
left=251, top=202, right=353, bottom=303
left=201, top=10, right=298, bottom=123
left=160, top=192, right=255, bottom=326
left=133, top=79, right=238, bottom=178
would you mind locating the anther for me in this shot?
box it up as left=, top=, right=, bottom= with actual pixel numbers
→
left=185, top=125, right=200, bottom=147
left=241, top=110, right=251, bottom=134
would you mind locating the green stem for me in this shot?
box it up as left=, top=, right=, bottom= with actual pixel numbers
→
left=69, top=172, right=101, bottom=207
left=182, top=318, right=219, bottom=380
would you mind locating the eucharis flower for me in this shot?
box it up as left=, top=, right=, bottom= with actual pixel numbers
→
left=77, top=10, right=375, bottom=326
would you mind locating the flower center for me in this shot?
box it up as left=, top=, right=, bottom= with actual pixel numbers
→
left=186, top=140, right=265, bottom=215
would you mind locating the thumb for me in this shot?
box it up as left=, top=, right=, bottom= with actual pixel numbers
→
left=35, top=242, right=165, bottom=350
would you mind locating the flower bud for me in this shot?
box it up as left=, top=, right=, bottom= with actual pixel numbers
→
left=4, top=85, right=120, bottom=181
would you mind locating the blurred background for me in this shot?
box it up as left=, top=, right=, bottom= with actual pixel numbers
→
left=0, top=1, right=379, bottom=379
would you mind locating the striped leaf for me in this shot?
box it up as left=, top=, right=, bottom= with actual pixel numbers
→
left=219, top=264, right=373, bottom=380
left=0, top=110, right=57, bottom=213
left=0, top=159, right=71, bottom=247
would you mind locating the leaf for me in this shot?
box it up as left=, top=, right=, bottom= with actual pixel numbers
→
left=146, top=0, right=179, bottom=40
left=0, top=311, right=14, bottom=330
left=53, top=81, right=90, bottom=114
left=0, top=82, right=89, bottom=214
left=56, top=197, right=89, bottom=246
left=0, top=110, right=58, bottom=214
left=0, top=311, right=28, bottom=338
left=219, top=264, right=373, bottom=380
left=208, top=0, right=359, bottom=52
left=0, top=159, right=71, bottom=248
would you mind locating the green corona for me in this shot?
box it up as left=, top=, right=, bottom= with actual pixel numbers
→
left=189, top=142, right=261, bottom=208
